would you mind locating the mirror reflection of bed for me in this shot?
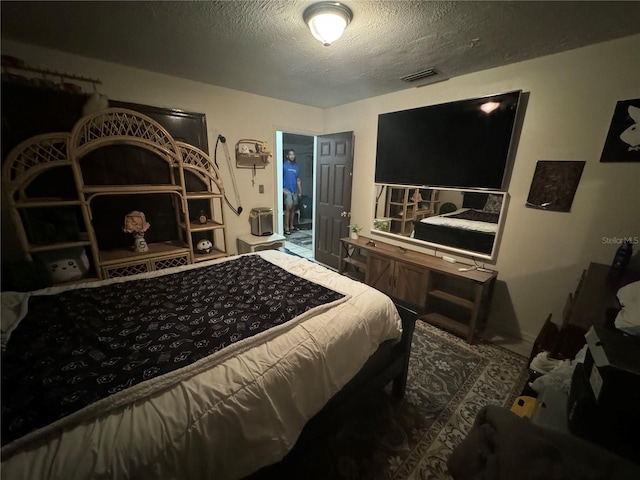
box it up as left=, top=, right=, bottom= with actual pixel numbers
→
left=373, top=184, right=507, bottom=260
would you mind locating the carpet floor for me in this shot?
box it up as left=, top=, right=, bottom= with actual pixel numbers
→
left=250, top=320, right=528, bottom=479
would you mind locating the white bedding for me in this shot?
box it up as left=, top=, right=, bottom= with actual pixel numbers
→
left=1, top=250, right=402, bottom=480
left=420, top=208, right=499, bottom=233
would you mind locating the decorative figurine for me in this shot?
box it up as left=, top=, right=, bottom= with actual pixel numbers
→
left=196, top=239, right=213, bottom=254
left=123, top=210, right=150, bottom=253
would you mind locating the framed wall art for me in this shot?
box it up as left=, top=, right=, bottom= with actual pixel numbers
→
left=600, top=98, right=640, bottom=163
left=525, top=160, right=586, bottom=212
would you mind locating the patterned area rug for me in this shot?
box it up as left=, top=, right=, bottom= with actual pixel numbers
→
left=287, top=228, right=313, bottom=248
left=250, top=320, right=528, bottom=479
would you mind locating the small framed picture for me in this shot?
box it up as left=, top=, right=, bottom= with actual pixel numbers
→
left=526, top=161, right=585, bottom=212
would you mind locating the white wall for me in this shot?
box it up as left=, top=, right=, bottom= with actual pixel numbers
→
left=3, top=36, right=639, bottom=346
left=1, top=40, right=324, bottom=255
left=324, top=34, right=640, bottom=344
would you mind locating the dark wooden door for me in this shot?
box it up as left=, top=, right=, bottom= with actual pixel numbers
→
left=314, top=131, right=354, bottom=269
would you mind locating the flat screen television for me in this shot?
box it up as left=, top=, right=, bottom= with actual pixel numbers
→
left=375, top=90, right=522, bottom=189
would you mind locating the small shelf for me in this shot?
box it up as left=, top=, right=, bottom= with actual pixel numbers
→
left=16, top=199, right=82, bottom=208
left=343, top=256, right=366, bottom=270
left=186, top=192, right=224, bottom=199
left=99, top=241, right=190, bottom=265
left=4, top=107, right=228, bottom=282
left=339, top=240, right=369, bottom=284
left=384, top=187, right=440, bottom=237
left=82, top=185, right=184, bottom=194
left=235, top=140, right=271, bottom=169
left=428, top=289, right=474, bottom=310
left=193, top=248, right=227, bottom=262
left=422, top=312, right=468, bottom=337
left=28, top=240, right=92, bottom=253
left=415, top=208, right=433, bottom=215
left=184, top=219, right=225, bottom=231
left=1, top=60, right=101, bottom=85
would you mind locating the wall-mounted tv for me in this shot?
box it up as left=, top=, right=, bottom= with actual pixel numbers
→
left=375, top=90, right=522, bottom=189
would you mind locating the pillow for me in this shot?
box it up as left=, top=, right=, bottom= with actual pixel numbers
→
left=35, top=247, right=90, bottom=284
left=1, top=291, right=31, bottom=350
left=615, top=280, right=640, bottom=337
left=462, top=192, right=488, bottom=210
left=483, top=194, right=503, bottom=214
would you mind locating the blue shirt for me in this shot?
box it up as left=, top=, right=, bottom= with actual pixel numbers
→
left=283, top=161, right=300, bottom=193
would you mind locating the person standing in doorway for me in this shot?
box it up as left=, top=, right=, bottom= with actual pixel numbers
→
left=283, top=149, right=302, bottom=235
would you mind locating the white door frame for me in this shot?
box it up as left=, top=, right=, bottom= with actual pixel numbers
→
left=275, top=130, right=317, bottom=253
left=275, top=131, right=284, bottom=235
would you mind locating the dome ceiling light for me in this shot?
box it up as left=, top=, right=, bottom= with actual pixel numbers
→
left=303, top=2, right=353, bottom=46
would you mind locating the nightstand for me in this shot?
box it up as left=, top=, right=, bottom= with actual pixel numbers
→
left=237, top=233, right=286, bottom=254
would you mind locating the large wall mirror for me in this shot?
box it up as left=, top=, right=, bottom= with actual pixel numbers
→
left=372, top=184, right=508, bottom=260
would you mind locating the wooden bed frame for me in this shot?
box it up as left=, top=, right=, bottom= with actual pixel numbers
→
left=279, top=248, right=417, bottom=399
left=250, top=301, right=417, bottom=475
left=317, top=301, right=416, bottom=402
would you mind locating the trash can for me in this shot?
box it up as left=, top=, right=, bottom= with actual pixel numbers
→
left=250, top=207, right=273, bottom=236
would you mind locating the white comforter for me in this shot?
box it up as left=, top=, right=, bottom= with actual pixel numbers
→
left=1, top=250, right=402, bottom=480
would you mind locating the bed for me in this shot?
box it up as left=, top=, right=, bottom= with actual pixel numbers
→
left=413, top=192, right=503, bottom=255
left=1, top=250, right=410, bottom=480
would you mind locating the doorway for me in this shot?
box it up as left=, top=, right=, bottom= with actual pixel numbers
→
left=276, top=132, right=315, bottom=260
left=276, top=130, right=354, bottom=268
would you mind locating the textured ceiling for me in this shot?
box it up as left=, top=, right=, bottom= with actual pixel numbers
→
left=2, top=1, right=639, bottom=108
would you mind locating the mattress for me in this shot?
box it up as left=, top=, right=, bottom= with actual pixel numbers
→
left=1, top=250, right=402, bottom=480
left=413, top=208, right=498, bottom=255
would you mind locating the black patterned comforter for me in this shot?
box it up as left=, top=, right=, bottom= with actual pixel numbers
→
left=447, top=209, right=499, bottom=224
left=1, top=255, right=345, bottom=451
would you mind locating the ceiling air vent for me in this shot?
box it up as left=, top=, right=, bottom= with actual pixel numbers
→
left=400, top=67, right=440, bottom=83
